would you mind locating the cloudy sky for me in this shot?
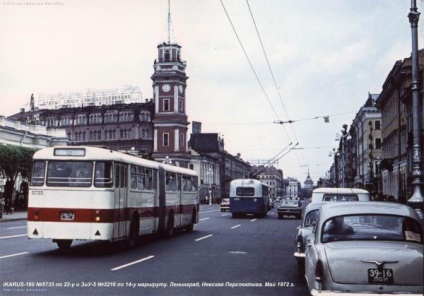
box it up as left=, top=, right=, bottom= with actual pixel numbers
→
left=1, top=0, right=423, bottom=183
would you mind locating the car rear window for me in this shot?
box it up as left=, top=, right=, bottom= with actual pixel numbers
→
left=322, top=194, right=358, bottom=201
left=322, top=214, right=423, bottom=244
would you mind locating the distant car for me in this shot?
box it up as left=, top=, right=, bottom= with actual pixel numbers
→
left=311, top=187, right=370, bottom=203
left=220, top=198, right=230, bottom=212
left=305, top=202, right=423, bottom=295
left=277, top=198, right=302, bottom=219
left=294, top=202, right=325, bottom=277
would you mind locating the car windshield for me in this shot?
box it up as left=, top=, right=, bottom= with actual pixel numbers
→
left=321, top=214, right=423, bottom=244
left=280, top=199, right=299, bottom=206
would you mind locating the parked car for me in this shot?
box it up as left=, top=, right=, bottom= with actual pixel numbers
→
left=277, top=198, right=302, bottom=219
left=311, top=187, right=370, bottom=203
left=220, top=198, right=230, bottom=212
left=294, top=202, right=325, bottom=277
left=305, top=202, right=423, bottom=295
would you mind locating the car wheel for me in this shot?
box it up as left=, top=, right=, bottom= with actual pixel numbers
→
left=297, top=260, right=305, bottom=277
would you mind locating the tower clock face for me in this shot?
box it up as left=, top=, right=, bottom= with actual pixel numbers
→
left=162, top=84, right=171, bottom=92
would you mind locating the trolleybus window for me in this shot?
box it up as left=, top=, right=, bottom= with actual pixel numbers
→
left=94, top=161, right=113, bottom=188
left=236, top=187, right=255, bottom=196
left=130, top=166, right=152, bottom=190
left=30, top=161, right=46, bottom=186
left=46, top=161, right=93, bottom=187
left=166, top=172, right=179, bottom=191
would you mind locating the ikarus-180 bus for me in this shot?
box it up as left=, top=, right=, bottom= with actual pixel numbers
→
left=229, top=179, right=270, bottom=218
left=27, top=146, right=199, bottom=249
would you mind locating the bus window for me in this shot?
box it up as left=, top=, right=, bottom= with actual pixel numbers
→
left=236, top=187, right=255, bottom=196
left=47, top=161, right=92, bottom=187
left=94, top=161, right=113, bottom=188
left=147, top=169, right=156, bottom=190
left=130, top=166, right=137, bottom=189
left=166, top=172, right=177, bottom=191
left=30, top=161, right=46, bottom=186
left=137, top=167, right=145, bottom=190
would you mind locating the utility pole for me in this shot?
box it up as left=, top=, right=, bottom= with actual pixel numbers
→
left=407, top=0, right=424, bottom=220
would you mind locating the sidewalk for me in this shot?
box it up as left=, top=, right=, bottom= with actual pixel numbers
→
left=0, top=210, right=27, bottom=222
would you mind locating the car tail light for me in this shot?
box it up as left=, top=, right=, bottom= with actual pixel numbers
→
left=315, top=259, right=324, bottom=282
left=296, top=236, right=303, bottom=252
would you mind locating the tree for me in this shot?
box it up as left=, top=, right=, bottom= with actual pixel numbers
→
left=0, top=145, right=36, bottom=181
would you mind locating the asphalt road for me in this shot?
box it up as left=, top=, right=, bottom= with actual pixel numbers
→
left=0, top=204, right=310, bottom=296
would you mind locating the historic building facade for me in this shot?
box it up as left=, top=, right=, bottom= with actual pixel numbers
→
left=8, top=102, right=155, bottom=157
left=376, top=49, right=424, bottom=202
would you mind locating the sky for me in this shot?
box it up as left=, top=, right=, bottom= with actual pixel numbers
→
left=1, top=0, right=423, bottom=183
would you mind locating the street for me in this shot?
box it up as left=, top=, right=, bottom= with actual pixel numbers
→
left=0, top=204, right=309, bottom=296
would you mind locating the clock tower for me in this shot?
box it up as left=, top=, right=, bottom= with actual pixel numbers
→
left=151, top=41, right=190, bottom=167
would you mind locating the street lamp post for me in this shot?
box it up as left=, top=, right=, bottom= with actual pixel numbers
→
left=339, top=124, right=351, bottom=188
left=207, top=167, right=214, bottom=205
left=407, top=0, right=424, bottom=220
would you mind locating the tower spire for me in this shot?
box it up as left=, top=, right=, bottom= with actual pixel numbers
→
left=167, top=0, right=171, bottom=43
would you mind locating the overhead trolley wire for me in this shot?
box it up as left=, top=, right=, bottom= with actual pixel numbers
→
left=219, top=0, right=286, bottom=132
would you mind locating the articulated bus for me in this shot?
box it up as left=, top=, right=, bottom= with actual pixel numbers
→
left=27, top=146, right=199, bottom=249
left=229, top=179, right=270, bottom=218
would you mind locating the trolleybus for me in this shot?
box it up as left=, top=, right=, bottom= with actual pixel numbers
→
left=27, top=146, right=199, bottom=249
left=229, top=179, right=270, bottom=218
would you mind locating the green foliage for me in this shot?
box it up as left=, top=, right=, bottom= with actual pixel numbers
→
left=0, top=145, right=36, bottom=180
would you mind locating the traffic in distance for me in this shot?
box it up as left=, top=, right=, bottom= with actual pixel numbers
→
left=22, top=147, right=424, bottom=295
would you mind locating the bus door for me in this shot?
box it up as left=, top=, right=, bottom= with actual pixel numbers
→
left=157, top=167, right=166, bottom=234
left=113, top=163, right=128, bottom=239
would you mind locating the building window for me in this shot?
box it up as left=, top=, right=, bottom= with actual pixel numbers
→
left=179, top=99, right=184, bottom=112
left=139, top=112, right=151, bottom=122
left=375, top=120, right=381, bottom=130
left=76, top=115, right=87, bottom=125
left=163, top=133, right=169, bottom=147
left=180, top=133, right=185, bottom=149
left=375, top=138, right=382, bottom=150
left=119, top=111, right=133, bottom=122
left=163, top=99, right=170, bottom=111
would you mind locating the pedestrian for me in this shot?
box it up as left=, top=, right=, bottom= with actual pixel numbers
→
left=4, top=179, right=14, bottom=214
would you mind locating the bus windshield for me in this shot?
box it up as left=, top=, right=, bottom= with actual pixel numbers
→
left=47, top=161, right=93, bottom=187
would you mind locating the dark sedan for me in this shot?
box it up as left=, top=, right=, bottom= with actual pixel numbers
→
left=277, top=198, right=302, bottom=219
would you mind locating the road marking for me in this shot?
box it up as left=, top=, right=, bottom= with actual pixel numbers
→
left=195, top=234, right=213, bottom=241
left=199, top=217, right=210, bottom=221
left=250, top=219, right=257, bottom=222
left=111, top=255, right=155, bottom=271
left=0, top=252, right=29, bottom=259
left=7, top=226, right=27, bottom=230
left=0, top=234, right=27, bottom=240
left=229, top=251, right=247, bottom=255
left=231, top=224, right=241, bottom=229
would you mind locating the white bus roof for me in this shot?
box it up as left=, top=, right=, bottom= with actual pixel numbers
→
left=32, top=146, right=196, bottom=176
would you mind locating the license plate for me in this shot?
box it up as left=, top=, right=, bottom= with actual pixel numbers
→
left=368, top=269, right=394, bottom=284
left=60, top=211, right=75, bottom=221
